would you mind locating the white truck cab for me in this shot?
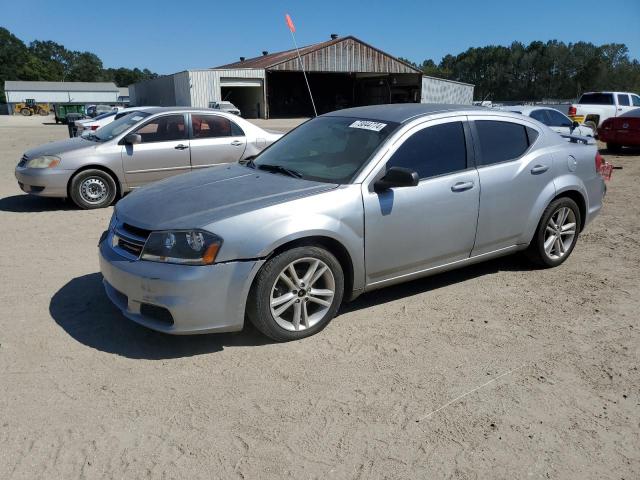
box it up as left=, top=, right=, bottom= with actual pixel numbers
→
left=569, top=92, right=640, bottom=131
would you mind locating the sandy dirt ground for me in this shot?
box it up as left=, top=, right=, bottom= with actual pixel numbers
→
left=0, top=114, right=638, bottom=479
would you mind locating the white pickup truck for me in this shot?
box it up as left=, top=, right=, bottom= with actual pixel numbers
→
left=568, top=91, right=640, bottom=131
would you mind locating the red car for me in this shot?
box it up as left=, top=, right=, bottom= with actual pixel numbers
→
left=598, top=108, right=640, bottom=152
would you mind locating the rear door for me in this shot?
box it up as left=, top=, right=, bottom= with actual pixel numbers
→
left=189, top=114, right=247, bottom=169
left=470, top=118, right=549, bottom=255
left=616, top=93, right=634, bottom=116
left=121, top=113, right=190, bottom=187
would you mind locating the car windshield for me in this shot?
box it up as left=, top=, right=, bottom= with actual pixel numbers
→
left=252, top=116, right=399, bottom=183
left=93, top=112, right=151, bottom=142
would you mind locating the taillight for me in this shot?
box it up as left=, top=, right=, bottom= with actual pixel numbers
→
left=91, top=125, right=99, bottom=130
left=595, top=152, right=603, bottom=172
left=568, top=106, right=577, bottom=116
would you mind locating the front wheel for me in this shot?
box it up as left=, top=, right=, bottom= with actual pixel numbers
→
left=247, top=246, right=344, bottom=341
left=526, top=197, right=581, bottom=267
left=69, top=169, right=117, bottom=209
left=20, top=108, right=32, bottom=116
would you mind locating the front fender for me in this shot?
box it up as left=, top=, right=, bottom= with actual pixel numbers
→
left=209, top=186, right=366, bottom=291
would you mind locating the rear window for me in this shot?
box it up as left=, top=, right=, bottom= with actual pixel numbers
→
left=579, top=93, right=614, bottom=105
left=475, top=121, right=536, bottom=166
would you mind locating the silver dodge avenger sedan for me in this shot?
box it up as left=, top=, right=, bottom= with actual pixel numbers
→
left=15, top=107, right=281, bottom=209
left=99, top=104, right=606, bottom=341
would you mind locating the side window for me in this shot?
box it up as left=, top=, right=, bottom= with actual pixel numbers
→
left=618, top=94, right=630, bottom=106
left=135, top=115, right=186, bottom=143
left=192, top=114, right=245, bottom=138
left=386, top=122, right=467, bottom=179
left=546, top=110, right=573, bottom=128
left=529, top=109, right=550, bottom=125
left=475, top=120, right=531, bottom=166
left=632, top=95, right=640, bottom=107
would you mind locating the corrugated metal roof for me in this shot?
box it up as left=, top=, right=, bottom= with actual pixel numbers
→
left=215, top=35, right=421, bottom=74
left=4, top=81, right=119, bottom=92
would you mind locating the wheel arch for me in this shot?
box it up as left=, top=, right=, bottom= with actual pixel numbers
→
left=67, top=164, right=122, bottom=199
left=552, top=189, right=587, bottom=232
left=262, top=235, right=356, bottom=302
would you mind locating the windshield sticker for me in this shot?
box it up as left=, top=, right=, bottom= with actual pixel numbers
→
left=349, top=120, right=387, bottom=132
left=131, top=116, right=144, bottom=121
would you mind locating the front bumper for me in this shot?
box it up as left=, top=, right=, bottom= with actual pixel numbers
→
left=99, top=238, right=264, bottom=334
left=15, top=166, right=72, bottom=197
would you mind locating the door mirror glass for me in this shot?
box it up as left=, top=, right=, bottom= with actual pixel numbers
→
left=572, top=121, right=580, bottom=130
left=374, top=167, right=419, bottom=191
left=124, top=133, right=141, bottom=145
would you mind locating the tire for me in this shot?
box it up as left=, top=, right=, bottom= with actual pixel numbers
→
left=38, top=109, right=49, bottom=116
left=607, top=143, right=622, bottom=153
left=526, top=197, right=581, bottom=268
left=247, top=246, right=344, bottom=341
left=20, top=108, right=32, bottom=116
left=69, top=169, right=117, bottom=209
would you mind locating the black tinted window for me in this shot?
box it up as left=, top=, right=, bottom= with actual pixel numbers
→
left=135, top=115, right=187, bottom=143
left=192, top=114, right=244, bottom=138
left=475, top=121, right=531, bottom=166
left=579, top=93, right=614, bottom=105
left=529, top=110, right=549, bottom=124
left=387, top=122, right=467, bottom=179
left=632, top=96, right=640, bottom=107
left=546, top=109, right=573, bottom=127
left=617, top=94, right=630, bottom=106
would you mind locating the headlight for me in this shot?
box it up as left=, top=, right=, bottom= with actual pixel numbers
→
left=141, top=230, right=222, bottom=265
left=26, top=155, right=61, bottom=169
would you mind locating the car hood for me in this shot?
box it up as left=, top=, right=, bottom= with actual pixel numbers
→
left=24, top=137, right=95, bottom=158
left=115, top=164, right=339, bottom=230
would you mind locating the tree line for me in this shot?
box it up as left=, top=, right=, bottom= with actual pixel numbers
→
left=0, top=27, right=157, bottom=102
left=399, top=40, right=640, bottom=101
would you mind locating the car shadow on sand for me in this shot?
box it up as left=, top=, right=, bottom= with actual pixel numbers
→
left=341, top=254, right=536, bottom=314
left=50, top=273, right=273, bottom=360
left=0, top=194, right=74, bottom=212
left=51, top=256, right=534, bottom=359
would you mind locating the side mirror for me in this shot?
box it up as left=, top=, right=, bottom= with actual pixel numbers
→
left=374, top=166, right=419, bottom=192
left=571, top=121, right=579, bottom=130
left=124, top=133, right=141, bottom=145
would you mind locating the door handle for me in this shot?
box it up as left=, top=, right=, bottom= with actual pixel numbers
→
left=530, top=164, right=549, bottom=174
left=230, top=140, right=243, bottom=147
left=174, top=144, right=189, bottom=150
left=451, top=181, right=474, bottom=192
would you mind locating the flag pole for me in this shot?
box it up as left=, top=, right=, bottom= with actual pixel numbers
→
left=286, top=14, right=317, bottom=117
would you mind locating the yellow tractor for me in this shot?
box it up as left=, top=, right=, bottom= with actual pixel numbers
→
left=14, top=99, right=50, bottom=116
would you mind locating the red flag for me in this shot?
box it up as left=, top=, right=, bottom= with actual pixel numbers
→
left=285, top=14, right=295, bottom=33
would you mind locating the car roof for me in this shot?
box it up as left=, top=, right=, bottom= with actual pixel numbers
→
left=133, top=106, right=236, bottom=115
left=499, top=105, right=565, bottom=115
left=323, top=103, right=509, bottom=123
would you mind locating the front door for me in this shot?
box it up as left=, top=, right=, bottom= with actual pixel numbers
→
left=189, top=114, right=247, bottom=169
left=362, top=118, right=480, bottom=286
left=470, top=118, right=551, bottom=255
left=122, top=113, right=191, bottom=187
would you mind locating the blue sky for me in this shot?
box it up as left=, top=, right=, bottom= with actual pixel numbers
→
left=2, top=0, right=639, bottom=74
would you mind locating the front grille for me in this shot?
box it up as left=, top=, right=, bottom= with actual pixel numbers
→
left=112, top=222, right=150, bottom=260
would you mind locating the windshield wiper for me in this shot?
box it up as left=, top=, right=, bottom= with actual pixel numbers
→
left=257, top=163, right=303, bottom=179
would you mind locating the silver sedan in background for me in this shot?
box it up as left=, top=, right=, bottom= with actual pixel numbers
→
left=15, top=107, right=282, bottom=209
left=99, top=104, right=606, bottom=342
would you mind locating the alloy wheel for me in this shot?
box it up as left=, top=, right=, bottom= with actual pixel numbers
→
left=270, top=257, right=335, bottom=331
left=544, top=206, right=577, bottom=260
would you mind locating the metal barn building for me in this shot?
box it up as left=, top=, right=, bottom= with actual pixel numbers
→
left=4, top=81, right=120, bottom=107
left=129, top=35, right=474, bottom=118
